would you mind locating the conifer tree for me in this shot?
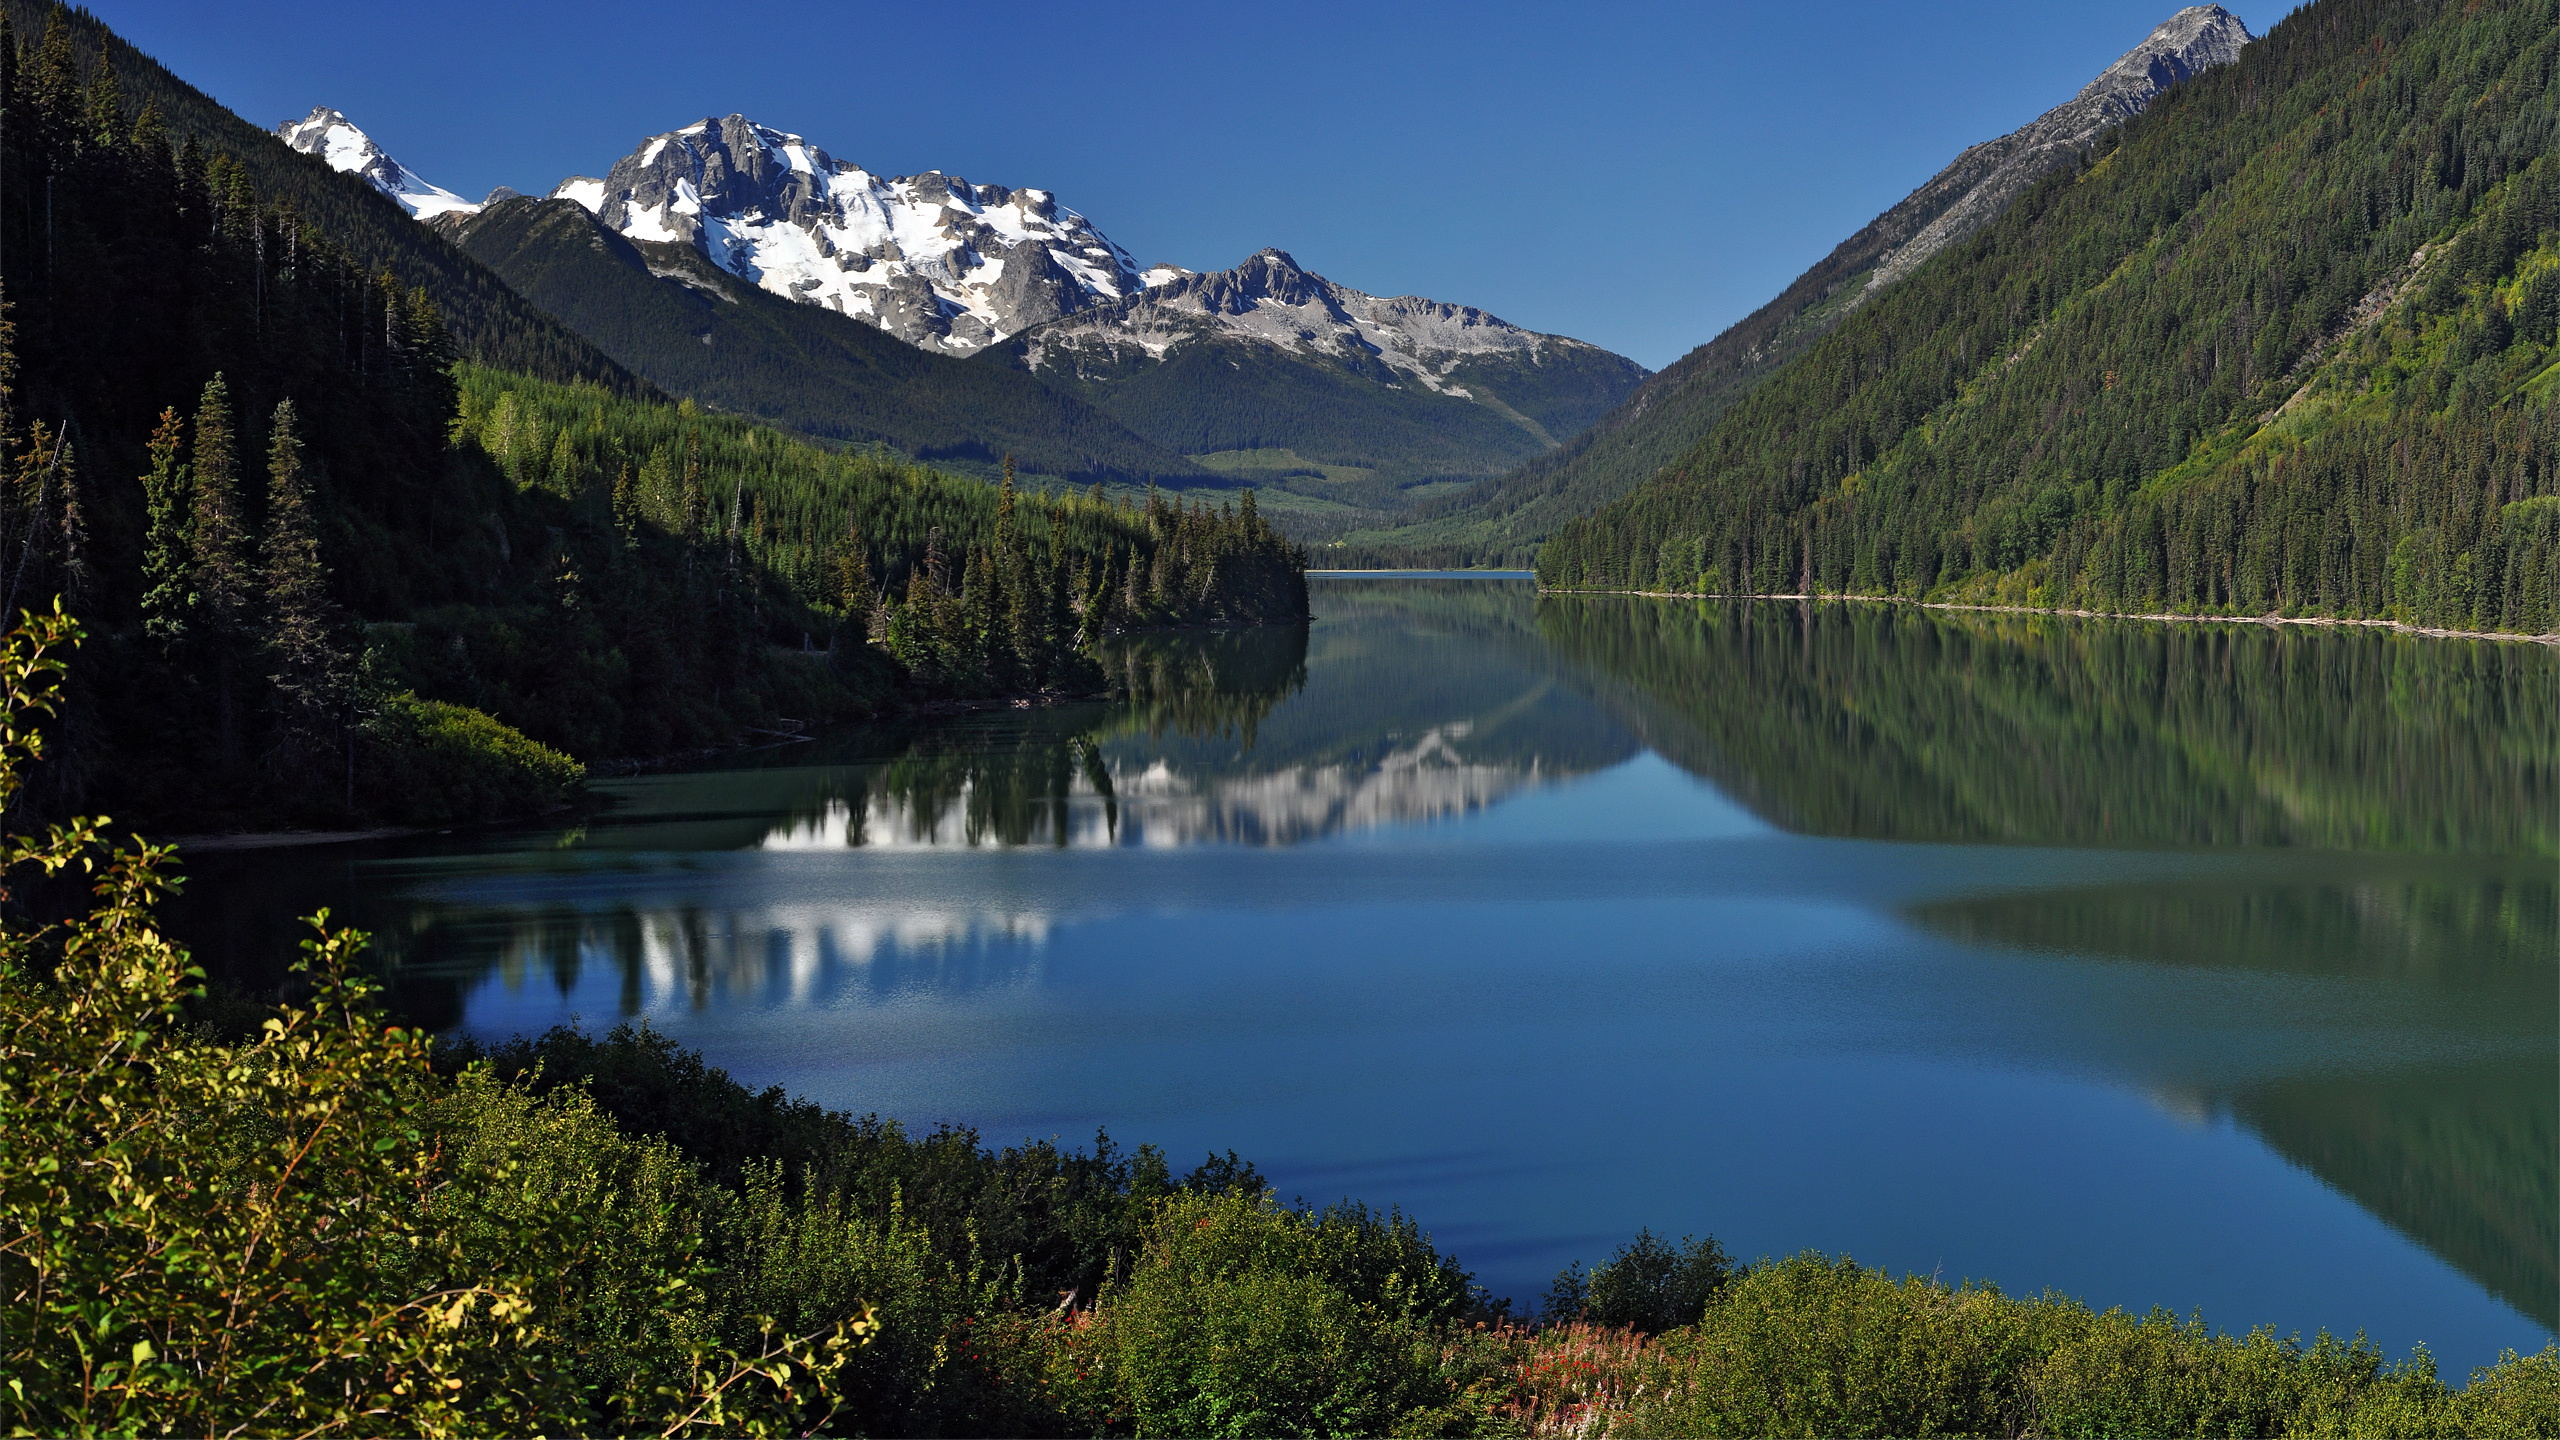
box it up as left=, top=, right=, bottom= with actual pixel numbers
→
left=189, top=374, right=249, bottom=762
left=259, top=398, right=347, bottom=774
left=136, top=407, right=190, bottom=649
left=78, top=50, right=121, bottom=152
left=611, top=463, right=639, bottom=550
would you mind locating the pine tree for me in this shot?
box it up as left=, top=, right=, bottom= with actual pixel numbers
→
left=611, top=463, right=639, bottom=550
left=259, top=398, right=346, bottom=775
left=137, top=409, right=192, bottom=650
left=189, top=374, right=250, bottom=763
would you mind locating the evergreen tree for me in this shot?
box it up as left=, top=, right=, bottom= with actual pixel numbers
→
left=260, top=398, right=347, bottom=778
left=137, top=408, right=188, bottom=648
left=189, top=374, right=250, bottom=763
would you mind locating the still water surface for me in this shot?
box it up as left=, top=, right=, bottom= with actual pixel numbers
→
left=181, top=580, right=2556, bottom=1369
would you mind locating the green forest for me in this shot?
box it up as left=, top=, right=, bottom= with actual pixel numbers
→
left=0, top=7, right=1301, bottom=831
left=1538, top=0, right=2560, bottom=638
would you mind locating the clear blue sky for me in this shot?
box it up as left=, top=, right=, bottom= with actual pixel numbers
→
left=91, top=0, right=2293, bottom=370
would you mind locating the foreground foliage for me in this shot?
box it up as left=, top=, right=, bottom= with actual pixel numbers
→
left=1468, top=1257, right=2560, bottom=1438
left=0, top=609, right=865, bottom=1434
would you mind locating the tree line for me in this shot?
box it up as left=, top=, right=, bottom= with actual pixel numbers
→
left=1539, top=0, right=2560, bottom=637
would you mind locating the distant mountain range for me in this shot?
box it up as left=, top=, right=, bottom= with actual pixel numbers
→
left=990, top=249, right=1648, bottom=511
left=1336, top=4, right=2256, bottom=565
left=281, top=109, right=1645, bottom=509
left=428, top=194, right=1220, bottom=488
left=550, top=114, right=1143, bottom=357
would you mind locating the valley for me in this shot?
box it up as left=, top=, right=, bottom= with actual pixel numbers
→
left=4, top=0, right=2556, bottom=1434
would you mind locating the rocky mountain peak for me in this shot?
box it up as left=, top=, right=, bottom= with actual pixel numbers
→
left=1014, top=245, right=1624, bottom=401
left=275, top=107, right=479, bottom=220
left=1862, top=5, right=2254, bottom=294
left=2078, top=5, right=2254, bottom=112
left=550, top=116, right=1137, bottom=355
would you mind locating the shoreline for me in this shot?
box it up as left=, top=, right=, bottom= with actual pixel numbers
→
left=1538, top=587, right=2560, bottom=645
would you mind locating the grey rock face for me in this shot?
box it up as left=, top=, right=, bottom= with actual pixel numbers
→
left=1864, top=5, right=2253, bottom=294
left=551, top=115, right=1139, bottom=354
left=1016, top=247, right=1622, bottom=399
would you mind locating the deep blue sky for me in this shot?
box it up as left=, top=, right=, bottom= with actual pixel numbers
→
left=93, top=0, right=2292, bottom=370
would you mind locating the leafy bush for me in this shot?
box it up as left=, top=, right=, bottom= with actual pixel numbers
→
left=1087, top=1191, right=1482, bottom=1437
left=358, top=690, right=584, bottom=824
left=1616, top=1253, right=2560, bottom=1438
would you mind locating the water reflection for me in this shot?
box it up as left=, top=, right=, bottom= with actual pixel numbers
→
left=1534, top=596, right=2555, bottom=853
left=1530, top=596, right=2555, bottom=1332
left=167, top=582, right=2557, bottom=1355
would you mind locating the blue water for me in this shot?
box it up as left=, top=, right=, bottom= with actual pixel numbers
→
left=187, top=579, right=2557, bottom=1371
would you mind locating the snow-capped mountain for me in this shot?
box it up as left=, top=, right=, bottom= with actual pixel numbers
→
left=275, top=107, right=481, bottom=220
left=1018, top=248, right=1616, bottom=399
left=1864, top=5, right=2253, bottom=293
left=550, top=115, right=1139, bottom=355
left=992, top=248, right=1648, bottom=499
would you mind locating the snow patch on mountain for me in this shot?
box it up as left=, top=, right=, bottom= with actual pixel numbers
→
left=554, top=115, right=1139, bottom=354
left=276, top=107, right=480, bottom=220
left=1017, top=248, right=1609, bottom=396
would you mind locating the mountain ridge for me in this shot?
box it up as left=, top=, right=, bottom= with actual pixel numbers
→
left=551, top=114, right=1141, bottom=356
left=1333, top=4, right=2256, bottom=566
left=433, top=196, right=1226, bottom=488
left=276, top=106, right=481, bottom=220
left=0, top=0, right=639, bottom=394
left=1537, top=0, right=2560, bottom=642
left=983, top=247, right=1649, bottom=517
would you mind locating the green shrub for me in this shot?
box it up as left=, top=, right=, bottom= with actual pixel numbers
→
left=1621, top=1253, right=2560, bottom=1438
left=1091, top=1191, right=1482, bottom=1437
left=702, top=1168, right=1060, bottom=1436
left=426, top=1067, right=717, bottom=1415
left=439, top=1020, right=1273, bottom=1311
left=359, top=691, right=584, bottom=824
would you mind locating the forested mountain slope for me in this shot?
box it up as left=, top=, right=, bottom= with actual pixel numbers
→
left=0, top=1, right=633, bottom=391
left=435, top=197, right=1223, bottom=489
left=1337, top=6, right=2254, bottom=568
left=0, top=7, right=1298, bottom=828
left=1541, top=0, right=2560, bottom=637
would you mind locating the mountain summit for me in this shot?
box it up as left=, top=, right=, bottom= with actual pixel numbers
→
left=991, top=248, right=1648, bottom=511
left=550, top=115, right=1139, bottom=355
left=1864, top=5, right=2254, bottom=293
left=1336, top=4, right=2253, bottom=565
left=1017, top=248, right=1613, bottom=400
left=274, top=107, right=481, bottom=220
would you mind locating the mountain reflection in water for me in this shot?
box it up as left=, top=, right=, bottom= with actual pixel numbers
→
left=168, top=582, right=2556, bottom=1359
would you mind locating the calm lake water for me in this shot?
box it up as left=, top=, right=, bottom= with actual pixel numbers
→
left=177, top=579, right=2557, bottom=1370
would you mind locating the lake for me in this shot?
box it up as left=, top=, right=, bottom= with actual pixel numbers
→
left=175, top=578, right=2557, bottom=1371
